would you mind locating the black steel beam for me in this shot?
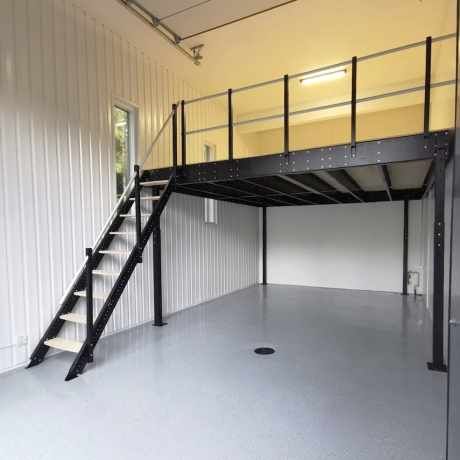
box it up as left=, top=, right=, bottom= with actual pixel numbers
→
left=175, top=184, right=278, bottom=207
left=281, top=174, right=343, bottom=204
left=427, top=152, right=448, bottom=372
left=262, top=207, right=267, bottom=285
left=381, top=165, right=393, bottom=201
left=423, top=160, right=435, bottom=195
left=143, top=131, right=451, bottom=185
left=402, top=200, right=409, bottom=295
left=326, top=169, right=365, bottom=202
left=242, top=177, right=315, bottom=206
left=153, top=225, right=166, bottom=326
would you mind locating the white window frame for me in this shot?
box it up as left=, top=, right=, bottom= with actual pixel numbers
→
left=112, top=98, right=138, bottom=198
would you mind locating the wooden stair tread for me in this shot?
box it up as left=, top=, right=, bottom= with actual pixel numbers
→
left=92, top=270, right=119, bottom=277
left=129, top=196, right=160, bottom=201
left=44, top=337, right=82, bottom=353
left=109, top=231, right=136, bottom=235
left=99, top=250, right=130, bottom=255
left=140, top=180, right=168, bottom=187
left=74, top=290, right=106, bottom=300
left=60, top=313, right=86, bottom=324
left=119, top=214, right=149, bottom=218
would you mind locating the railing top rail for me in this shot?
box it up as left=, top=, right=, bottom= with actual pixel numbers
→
left=183, top=32, right=455, bottom=106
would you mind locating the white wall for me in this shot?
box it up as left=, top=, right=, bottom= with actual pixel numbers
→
left=0, top=0, right=259, bottom=374
left=267, top=201, right=423, bottom=293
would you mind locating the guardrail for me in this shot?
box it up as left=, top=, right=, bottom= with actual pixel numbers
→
left=179, top=33, right=456, bottom=164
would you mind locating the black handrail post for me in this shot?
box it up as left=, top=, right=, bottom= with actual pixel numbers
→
left=228, top=88, right=233, bottom=160
left=134, top=164, right=142, bottom=263
left=284, top=74, right=289, bottom=156
left=85, top=248, right=94, bottom=363
left=424, top=36, right=432, bottom=137
left=181, top=100, right=186, bottom=167
left=351, top=56, right=357, bottom=157
left=172, top=103, right=178, bottom=169
left=402, top=199, right=409, bottom=295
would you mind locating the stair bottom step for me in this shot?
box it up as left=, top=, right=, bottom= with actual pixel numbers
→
left=60, top=313, right=86, bottom=324
left=44, top=337, right=83, bottom=353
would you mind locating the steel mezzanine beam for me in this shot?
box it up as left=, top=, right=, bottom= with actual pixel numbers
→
left=402, top=199, right=409, bottom=295
left=171, top=131, right=452, bottom=186
left=380, top=165, right=393, bottom=201
left=279, top=174, right=343, bottom=204
left=239, top=177, right=317, bottom=206
left=324, top=169, right=365, bottom=203
left=427, top=150, right=449, bottom=373
left=206, top=180, right=309, bottom=206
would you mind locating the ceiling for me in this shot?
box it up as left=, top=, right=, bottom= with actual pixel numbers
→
left=76, top=0, right=455, bottom=95
left=135, top=0, right=294, bottom=40
left=75, top=0, right=455, bottom=132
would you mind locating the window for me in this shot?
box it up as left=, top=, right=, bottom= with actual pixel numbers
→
left=113, top=105, right=133, bottom=198
left=204, top=144, right=218, bottom=224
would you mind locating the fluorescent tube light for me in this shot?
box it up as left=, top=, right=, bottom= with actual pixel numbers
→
left=300, top=68, right=347, bottom=86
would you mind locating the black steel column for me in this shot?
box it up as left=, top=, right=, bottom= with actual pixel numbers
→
left=424, top=36, right=432, bottom=137
left=427, top=153, right=448, bottom=372
left=153, top=225, right=167, bottom=326
left=402, top=199, right=409, bottom=295
left=134, top=164, right=142, bottom=263
left=172, top=103, right=177, bottom=168
left=262, top=207, right=267, bottom=285
left=351, top=56, right=357, bottom=156
left=85, top=248, right=94, bottom=362
left=284, top=74, right=289, bottom=155
left=228, top=88, right=233, bottom=160
left=181, top=100, right=186, bottom=167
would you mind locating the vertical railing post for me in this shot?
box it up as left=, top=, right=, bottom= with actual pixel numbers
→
left=181, top=100, right=186, bottom=167
left=402, top=199, right=409, bottom=295
left=134, top=164, right=142, bottom=263
left=284, top=74, right=289, bottom=156
left=351, top=56, right=357, bottom=157
left=427, top=152, right=448, bottom=372
left=172, top=103, right=178, bottom=169
left=424, top=36, right=432, bottom=137
left=228, top=88, right=233, bottom=160
left=85, top=248, right=94, bottom=363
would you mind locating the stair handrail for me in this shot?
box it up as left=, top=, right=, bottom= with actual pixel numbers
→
left=58, top=107, right=176, bottom=305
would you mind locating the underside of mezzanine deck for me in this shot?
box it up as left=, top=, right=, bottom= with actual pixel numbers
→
left=144, top=130, right=453, bottom=208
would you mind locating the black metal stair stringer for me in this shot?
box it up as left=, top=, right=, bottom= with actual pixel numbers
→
left=27, top=195, right=136, bottom=369
left=65, top=175, right=175, bottom=380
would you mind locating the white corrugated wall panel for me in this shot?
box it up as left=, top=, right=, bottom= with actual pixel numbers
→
left=0, top=0, right=259, bottom=374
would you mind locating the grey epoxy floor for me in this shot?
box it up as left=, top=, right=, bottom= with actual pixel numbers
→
left=0, top=285, right=447, bottom=460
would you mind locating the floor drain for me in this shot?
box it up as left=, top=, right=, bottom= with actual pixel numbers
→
left=254, top=347, right=275, bottom=355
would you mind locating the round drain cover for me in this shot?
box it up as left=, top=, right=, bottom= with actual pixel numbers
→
left=254, top=347, right=275, bottom=355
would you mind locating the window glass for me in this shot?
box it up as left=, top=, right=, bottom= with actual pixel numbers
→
left=114, top=106, right=131, bottom=198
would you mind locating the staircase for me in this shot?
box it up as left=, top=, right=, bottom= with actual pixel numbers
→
left=27, top=106, right=178, bottom=381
